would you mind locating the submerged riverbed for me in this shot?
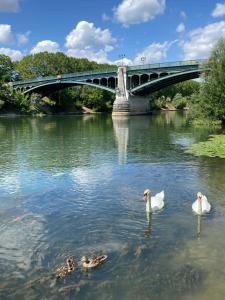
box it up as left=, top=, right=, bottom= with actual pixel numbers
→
left=0, top=112, right=225, bottom=300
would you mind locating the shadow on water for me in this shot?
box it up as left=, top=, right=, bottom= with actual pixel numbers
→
left=0, top=112, right=224, bottom=299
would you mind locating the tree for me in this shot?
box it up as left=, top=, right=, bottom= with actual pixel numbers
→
left=151, top=80, right=200, bottom=110
left=196, top=37, right=225, bottom=121
left=0, top=54, right=13, bottom=82
left=80, top=86, right=114, bottom=111
left=15, top=52, right=116, bottom=80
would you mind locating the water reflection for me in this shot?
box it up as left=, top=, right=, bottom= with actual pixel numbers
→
left=196, top=215, right=202, bottom=239
left=112, top=116, right=129, bottom=164
left=144, top=212, right=152, bottom=237
left=0, top=112, right=224, bottom=300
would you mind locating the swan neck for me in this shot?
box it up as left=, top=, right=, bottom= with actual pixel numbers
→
left=198, top=198, right=202, bottom=214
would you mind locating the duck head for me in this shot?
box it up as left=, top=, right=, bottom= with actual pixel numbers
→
left=66, top=257, right=74, bottom=267
left=81, top=256, right=88, bottom=263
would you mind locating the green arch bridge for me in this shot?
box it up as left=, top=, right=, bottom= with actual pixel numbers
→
left=12, top=59, right=208, bottom=115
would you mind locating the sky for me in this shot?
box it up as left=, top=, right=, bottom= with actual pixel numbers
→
left=0, top=0, right=225, bottom=65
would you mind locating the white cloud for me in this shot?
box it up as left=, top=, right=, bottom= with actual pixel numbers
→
left=0, top=47, right=23, bottom=61
left=110, top=41, right=175, bottom=67
left=65, top=21, right=117, bottom=63
left=212, top=3, right=225, bottom=17
left=114, top=57, right=133, bottom=66
left=114, top=0, right=166, bottom=26
left=176, top=22, right=185, bottom=33
left=31, top=40, right=60, bottom=54
left=0, top=0, right=20, bottom=12
left=181, top=21, right=225, bottom=60
left=17, top=31, right=31, bottom=45
left=67, top=49, right=110, bottom=64
left=133, top=41, right=175, bottom=65
left=0, top=24, right=14, bottom=45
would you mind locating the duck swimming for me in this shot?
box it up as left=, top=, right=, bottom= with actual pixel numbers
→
left=81, top=255, right=108, bottom=268
left=192, top=192, right=211, bottom=215
left=55, top=257, right=75, bottom=278
left=143, top=189, right=165, bottom=213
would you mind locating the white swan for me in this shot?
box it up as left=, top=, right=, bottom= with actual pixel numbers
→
left=143, top=189, right=165, bottom=213
left=192, top=192, right=211, bottom=215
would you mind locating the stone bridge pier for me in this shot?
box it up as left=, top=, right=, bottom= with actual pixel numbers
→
left=112, top=67, right=150, bottom=115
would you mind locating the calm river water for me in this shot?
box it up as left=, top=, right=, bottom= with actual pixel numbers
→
left=0, top=112, right=225, bottom=300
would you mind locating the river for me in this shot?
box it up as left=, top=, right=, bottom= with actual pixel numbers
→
left=0, top=111, right=225, bottom=300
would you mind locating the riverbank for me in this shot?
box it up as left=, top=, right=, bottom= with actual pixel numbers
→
left=0, top=106, right=189, bottom=116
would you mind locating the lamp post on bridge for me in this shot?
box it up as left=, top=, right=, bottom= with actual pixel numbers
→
left=141, top=56, right=146, bottom=65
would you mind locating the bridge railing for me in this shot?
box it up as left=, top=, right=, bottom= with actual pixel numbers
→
left=12, top=68, right=117, bottom=86
left=12, top=59, right=208, bottom=86
left=127, top=59, right=206, bottom=71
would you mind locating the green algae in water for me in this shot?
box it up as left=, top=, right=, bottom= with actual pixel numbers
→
left=186, top=135, right=225, bottom=158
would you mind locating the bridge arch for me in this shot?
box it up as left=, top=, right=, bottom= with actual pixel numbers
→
left=131, top=74, right=140, bottom=88
left=140, top=74, right=149, bottom=84
left=159, top=72, right=168, bottom=78
left=108, top=77, right=116, bottom=88
left=130, top=69, right=201, bottom=94
left=93, top=78, right=100, bottom=85
left=23, top=81, right=116, bottom=95
left=150, top=73, right=158, bottom=80
left=100, top=77, right=107, bottom=86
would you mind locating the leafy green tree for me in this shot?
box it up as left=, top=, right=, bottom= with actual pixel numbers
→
left=80, top=86, right=114, bottom=111
left=194, top=37, right=225, bottom=121
left=12, top=89, right=30, bottom=111
left=151, top=80, right=200, bottom=110
left=172, top=93, right=188, bottom=109
left=15, top=52, right=116, bottom=80
left=153, top=80, right=200, bottom=100
left=0, top=54, right=13, bottom=82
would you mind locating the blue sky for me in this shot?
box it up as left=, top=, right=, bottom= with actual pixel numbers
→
left=0, top=0, right=225, bottom=65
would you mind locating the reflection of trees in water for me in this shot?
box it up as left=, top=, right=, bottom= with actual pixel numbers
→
left=0, top=115, right=115, bottom=170
left=0, top=112, right=222, bottom=172
left=126, top=113, right=193, bottom=162
left=154, top=110, right=189, bottom=128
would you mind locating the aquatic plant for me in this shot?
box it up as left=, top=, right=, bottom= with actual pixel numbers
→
left=186, top=135, right=225, bottom=158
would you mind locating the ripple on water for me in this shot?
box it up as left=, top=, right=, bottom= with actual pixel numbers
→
left=0, top=114, right=224, bottom=300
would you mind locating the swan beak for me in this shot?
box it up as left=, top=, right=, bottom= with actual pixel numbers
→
left=143, top=194, right=147, bottom=201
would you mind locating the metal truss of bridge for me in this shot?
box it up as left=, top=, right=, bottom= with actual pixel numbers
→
left=12, top=59, right=207, bottom=115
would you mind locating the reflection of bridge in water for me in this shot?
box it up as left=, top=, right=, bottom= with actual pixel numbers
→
left=12, top=60, right=208, bottom=115
left=112, top=111, right=198, bottom=164
left=112, top=116, right=129, bottom=164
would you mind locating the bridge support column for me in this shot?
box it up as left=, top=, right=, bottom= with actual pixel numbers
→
left=112, top=67, right=150, bottom=115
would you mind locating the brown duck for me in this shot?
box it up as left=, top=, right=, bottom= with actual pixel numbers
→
left=55, top=257, right=75, bottom=278
left=81, top=255, right=108, bottom=268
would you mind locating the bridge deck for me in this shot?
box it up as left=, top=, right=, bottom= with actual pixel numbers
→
left=12, top=59, right=207, bottom=87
